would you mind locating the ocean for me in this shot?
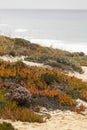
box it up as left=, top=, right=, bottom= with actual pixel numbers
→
left=0, top=9, right=87, bottom=53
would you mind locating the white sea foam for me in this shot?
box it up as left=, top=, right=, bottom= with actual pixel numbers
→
left=30, top=39, right=87, bottom=54
left=15, top=29, right=28, bottom=33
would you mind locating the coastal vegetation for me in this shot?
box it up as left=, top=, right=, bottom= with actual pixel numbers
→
left=0, top=59, right=86, bottom=121
left=0, top=36, right=87, bottom=73
left=0, top=122, right=16, bottom=130
left=0, top=36, right=87, bottom=122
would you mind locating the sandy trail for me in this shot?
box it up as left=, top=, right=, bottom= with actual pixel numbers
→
left=0, top=55, right=51, bottom=68
left=0, top=55, right=44, bottom=67
left=0, top=99, right=87, bottom=130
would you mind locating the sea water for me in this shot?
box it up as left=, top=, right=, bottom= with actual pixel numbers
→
left=0, top=9, right=87, bottom=53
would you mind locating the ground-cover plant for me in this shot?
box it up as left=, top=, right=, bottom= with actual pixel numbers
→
left=0, top=60, right=87, bottom=101
left=0, top=122, right=16, bottom=130
left=0, top=59, right=86, bottom=115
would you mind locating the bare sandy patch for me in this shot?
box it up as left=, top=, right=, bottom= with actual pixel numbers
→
left=68, top=66, right=87, bottom=82
left=0, top=107, right=87, bottom=130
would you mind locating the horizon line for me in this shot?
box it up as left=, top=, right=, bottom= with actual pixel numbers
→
left=0, top=8, right=87, bottom=10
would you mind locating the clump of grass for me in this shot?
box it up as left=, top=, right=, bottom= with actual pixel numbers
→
left=0, top=102, right=43, bottom=123
left=0, top=122, right=16, bottom=130
left=0, top=89, right=7, bottom=107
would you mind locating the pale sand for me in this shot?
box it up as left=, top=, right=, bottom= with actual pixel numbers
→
left=0, top=55, right=44, bottom=67
left=68, top=66, right=87, bottom=82
left=0, top=55, right=87, bottom=130
left=0, top=106, right=87, bottom=130
left=0, top=55, right=51, bottom=68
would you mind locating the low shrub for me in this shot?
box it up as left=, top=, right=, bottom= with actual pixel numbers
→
left=41, top=73, right=58, bottom=85
left=9, top=51, right=16, bottom=57
left=14, top=38, right=30, bottom=47
left=0, top=122, right=16, bottom=130
left=0, top=102, right=43, bottom=123
left=5, top=84, right=32, bottom=106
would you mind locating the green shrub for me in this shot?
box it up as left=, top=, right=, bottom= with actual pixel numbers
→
left=0, top=122, right=16, bottom=130
left=14, top=38, right=30, bottom=47
left=0, top=89, right=7, bottom=107
left=9, top=51, right=16, bottom=57
left=41, top=73, right=58, bottom=85
left=0, top=101, right=6, bottom=107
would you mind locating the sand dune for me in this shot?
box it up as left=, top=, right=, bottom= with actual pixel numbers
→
left=0, top=55, right=87, bottom=130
